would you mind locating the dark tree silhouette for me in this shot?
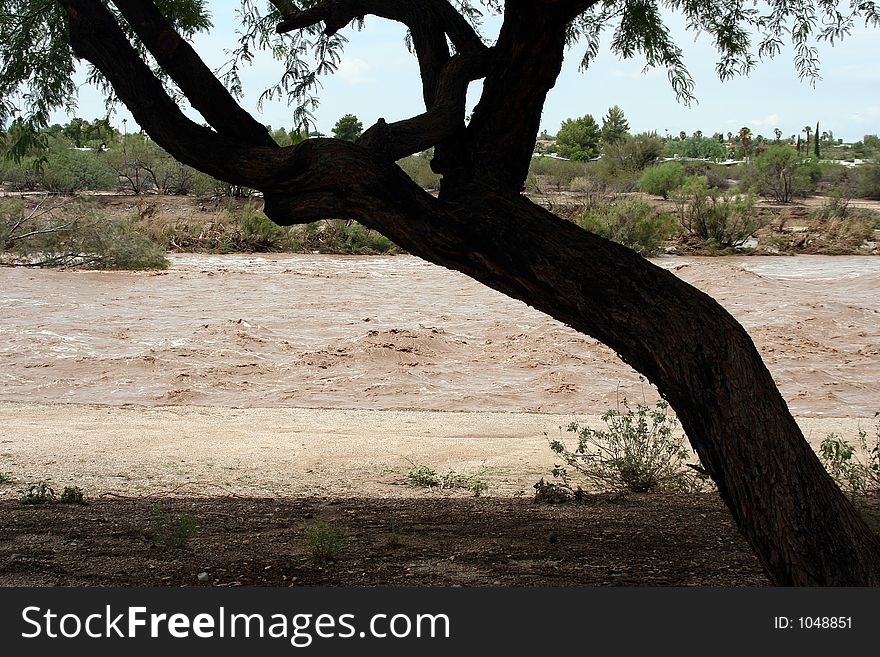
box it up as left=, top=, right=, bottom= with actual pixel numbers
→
left=5, top=0, right=879, bottom=585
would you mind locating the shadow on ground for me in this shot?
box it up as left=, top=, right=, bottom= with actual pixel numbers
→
left=0, top=494, right=768, bottom=586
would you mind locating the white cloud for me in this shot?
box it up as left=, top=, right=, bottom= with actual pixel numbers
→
left=336, top=57, right=374, bottom=85
left=749, top=114, right=780, bottom=129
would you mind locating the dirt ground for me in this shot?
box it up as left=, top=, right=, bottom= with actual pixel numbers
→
left=0, top=495, right=768, bottom=587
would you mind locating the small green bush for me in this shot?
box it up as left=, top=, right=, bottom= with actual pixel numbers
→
left=527, top=157, right=590, bottom=191
left=59, top=485, right=86, bottom=505
left=0, top=472, right=13, bottom=484
left=639, top=162, right=685, bottom=199
left=20, top=481, right=56, bottom=505
left=236, top=203, right=286, bottom=251
left=674, top=175, right=761, bottom=249
left=150, top=504, right=197, bottom=548
left=408, top=464, right=440, bottom=487
left=601, top=132, right=664, bottom=173
left=302, top=521, right=347, bottom=561
left=579, top=198, right=676, bottom=256
left=547, top=401, right=708, bottom=494
left=856, top=163, right=880, bottom=200
left=406, top=463, right=487, bottom=494
left=819, top=416, right=879, bottom=501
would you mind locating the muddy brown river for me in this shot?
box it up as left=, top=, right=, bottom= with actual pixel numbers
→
left=1, top=254, right=878, bottom=417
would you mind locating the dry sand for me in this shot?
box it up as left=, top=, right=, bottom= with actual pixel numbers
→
left=0, top=402, right=870, bottom=499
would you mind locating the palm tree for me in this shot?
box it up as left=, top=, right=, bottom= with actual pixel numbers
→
left=774, top=127, right=783, bottom=142
left=738, top=126, right=752, bottom=155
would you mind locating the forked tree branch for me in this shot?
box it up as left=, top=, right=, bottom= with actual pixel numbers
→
left=357, top=49, right=490, bottom=159
left=272, top=0, right=485, bottom=54
left=271, top=0, right=488, bottom=110
left=58, top=0, right=270, bottom=186
left=110, top=0, right=277, bottom=147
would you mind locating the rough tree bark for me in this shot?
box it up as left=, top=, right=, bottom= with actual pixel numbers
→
left=57, top=0, right=880, bottom=585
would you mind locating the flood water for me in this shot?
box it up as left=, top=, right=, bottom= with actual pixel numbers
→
left=1, top=254, right=878, bottom=417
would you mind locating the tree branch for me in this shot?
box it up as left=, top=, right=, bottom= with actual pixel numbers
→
left=357, top=49, right=490, bottom=159
left=57, top=0, right=271, bottom=187
left=272, top=0, right=488, bottom=111
left=272, top=0, right=484, bottom=55
left=448, top=2, right=573, bottom=192
left=109, top=0, right=276, bottom=147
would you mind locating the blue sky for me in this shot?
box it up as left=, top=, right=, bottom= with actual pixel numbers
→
left=57, top=1, right=880, bottom=142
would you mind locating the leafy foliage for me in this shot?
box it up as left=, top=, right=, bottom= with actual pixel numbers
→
left=301, top=520, right=347, bottom=561
left=59, top=485, right=86, bottom=505
left=331, top=114, right=364, bottom=142
left=819, top=416, right=880, bottom=501
left=20, top=481, right=55, bottom=505
left=579, top=198, right=675, bottom=256
left=746, top=145, right=822, bottom=203
left=601, top=132, right=664, bottom=173
left=639, top=161, right=685, bottom=199
left=1, top=197, right=169, bottom=270
left=674, top=175, right=761, bottom=249
left=1, top=0, right=212, bottom=159
left=547, top=401, right=708, bottom=494
left=556, top=115, right=601, bottom=161
left=664, top=136, right=727, bottom=161
left=600, top=105, right=630, bottom=147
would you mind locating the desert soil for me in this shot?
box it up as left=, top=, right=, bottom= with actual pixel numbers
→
left=1, top=252, right=878, bottom=586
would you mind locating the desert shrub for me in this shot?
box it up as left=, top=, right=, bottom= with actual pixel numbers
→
left=579, top=198, right=676, bottom=256
left=639, top=161, right=685, bottom=198
left=150, top=503, right=197, bottom=548
left=291, top=219, right=395, bottom=255
left=236, top=203, right=286, bottom=251
left=2, top=199, right=168, bottom=269
left=805, top=194, right=876, bottom=252
left=817, top=162, right=856, bottom=195
left=744, top=146, right=822, bottom=202
left=408, top=464, right=440, bottom=487
left=59, top=485, right=86, bottom=505
left=302, top=521, right=347, bottom=561
left=39, top=143, right=116, bottom=193
left=0, top=472, right=12, bottom=484
left=1, top=159, right=41, bottom=190
left=20, top=481, right=55, bottom=505
left=674, top=175, right=761, bottom=248
left=407, top=463, right=487, bottom=495
left=818, top=416, right=879, bottom=508
left=602, top=132, right=664, bottom=173
left=547, top=401, right=708, bottom=494
left=679, top=161, right=730, bottom=189
left=856, top=163, right=880, bottom=200
left=339, top=221, right=395, bottom=254
left=528, top=156, right=590, bottom=191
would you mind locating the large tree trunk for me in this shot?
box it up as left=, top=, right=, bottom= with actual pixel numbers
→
left=57, top=0, right=880, bottom=586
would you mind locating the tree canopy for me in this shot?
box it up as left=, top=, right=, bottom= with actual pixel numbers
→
left=2, top=0, right=880, bottom=586
left=331, top=113, right=364, bottom=142
left=556, top=115, right=601, bottom=160
left=600, top=105, right=630, bottom=147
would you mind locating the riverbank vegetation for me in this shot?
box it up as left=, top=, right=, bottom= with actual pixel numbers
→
left=1, top=114, right=879, bottom=267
